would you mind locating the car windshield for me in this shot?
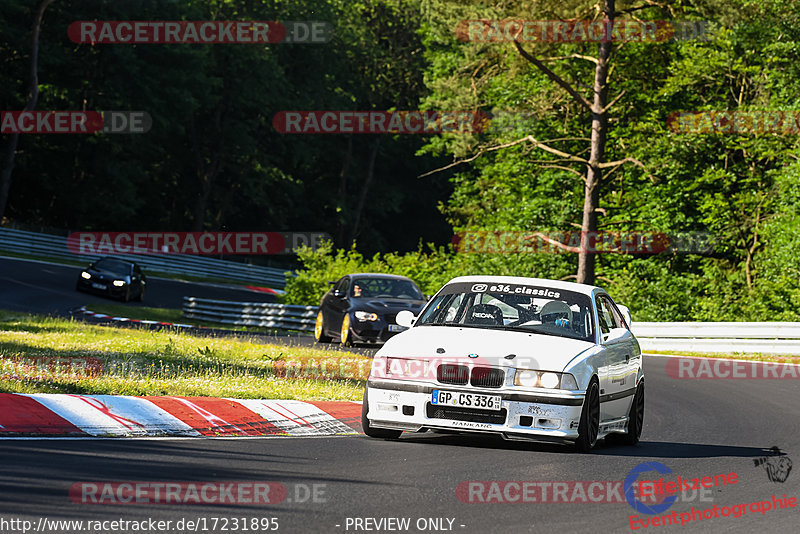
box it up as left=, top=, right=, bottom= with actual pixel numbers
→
left=351, top=278, right=423, bottom=300
left=93, top=259, right=131, bottom=276
left=417, top=281, right=595, bottom=342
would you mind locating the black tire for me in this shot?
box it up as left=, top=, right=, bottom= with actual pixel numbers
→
left=622, top=380, right=644, bottom=445
left=314, top=311, right=332, bottom=343
left=136, top=285, right=145, bottom=302
left=122, top=288, right=131, bottom=302
left=361, top=390, right=402, bottom=439
left=574, top=378, right=600, bottom=453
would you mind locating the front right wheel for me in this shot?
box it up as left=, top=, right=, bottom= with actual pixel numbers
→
left=574, top=378, right=600, bottom=453
left=622, top=380, right=644, bottom=445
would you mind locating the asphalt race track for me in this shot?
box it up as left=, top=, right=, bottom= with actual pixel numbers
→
left=0, top=354, right=797, bottom=534
left=0, top=256, right=278, bottom=315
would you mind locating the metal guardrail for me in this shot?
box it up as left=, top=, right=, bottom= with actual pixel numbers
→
left=631, top=322, right=800, bottom=355
left=0, top=227, right=289, bottom=288
left=183, top=297, right=317, bottom=331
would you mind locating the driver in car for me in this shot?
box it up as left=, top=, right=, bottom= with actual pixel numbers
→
left=540, top=300, right=572, bottom=328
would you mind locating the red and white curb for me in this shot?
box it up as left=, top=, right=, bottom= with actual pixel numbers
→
left=0, top=393, right=362, bottom=437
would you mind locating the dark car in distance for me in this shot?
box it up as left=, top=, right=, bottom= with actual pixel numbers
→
left=76, top=257, right=146, bottom=302
left=314, top=273, right=426, bottom=346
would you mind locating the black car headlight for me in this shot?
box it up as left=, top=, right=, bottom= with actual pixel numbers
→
left=112, top=280, right=126, bottom=287
left=81, top=271, right=91, bottom=279
left=354, top=311, right=378, bottom=321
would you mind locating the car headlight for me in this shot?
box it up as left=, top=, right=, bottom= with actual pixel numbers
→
left=81, top=271, right=91, bottom=279
left=513, top=369, right=578, bottom=390
left=514, top=370, right=539, bottom=387
left=385, top=357, right=429, bottom=379
left=539, top=372, right=560, bottom=389
left=112, top=280, right=126, bottom=287
left=355, top=311, right=378, bottom=321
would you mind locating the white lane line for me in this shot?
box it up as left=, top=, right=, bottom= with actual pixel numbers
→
left=643, top=353, right=800, bottom=367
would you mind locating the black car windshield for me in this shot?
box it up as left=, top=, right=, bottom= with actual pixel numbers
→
left=350, top=278, right=423, bottom=300
left=417, top=281, right=595, bottom=342
left=93, top=258, right=131, bottom=276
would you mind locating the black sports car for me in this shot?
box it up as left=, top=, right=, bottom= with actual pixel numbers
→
left=314, top=273, right=426, bottom=346
left=76, top=257, right=147, bottom=302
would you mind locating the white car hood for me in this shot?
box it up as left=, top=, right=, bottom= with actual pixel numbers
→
left=377, top=325, right=595, bottom=372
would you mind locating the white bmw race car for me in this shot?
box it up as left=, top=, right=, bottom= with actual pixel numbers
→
left=361, top=276, right=644, bottom=451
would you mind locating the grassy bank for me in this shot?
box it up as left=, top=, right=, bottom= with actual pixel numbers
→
left=0, top=311, right=367, bottom=400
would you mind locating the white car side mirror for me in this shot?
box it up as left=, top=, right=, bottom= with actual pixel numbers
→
left=603, top=327, right=631, bottom=344
left=617, top=304, right=632, bottom=327
left=396, top=310, right=416, bottom=328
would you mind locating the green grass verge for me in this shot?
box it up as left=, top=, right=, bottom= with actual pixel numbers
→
left=645, top=350, right=800, bottom=364
left=0, top=310, right=367, bottom=400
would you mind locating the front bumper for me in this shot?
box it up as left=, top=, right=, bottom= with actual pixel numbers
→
left=365, top=379, right=585, bottom=442
left=77, top=278, right=130, bottom=298
left=350, top=322, right=407, bottom=343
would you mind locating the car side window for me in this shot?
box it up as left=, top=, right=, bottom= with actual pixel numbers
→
left=596, top=296, right=621, bottom=334
left=595, top=296, right=619, bottom=334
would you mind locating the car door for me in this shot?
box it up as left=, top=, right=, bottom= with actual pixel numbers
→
left=595, top=294, right=633, bottom=421
left=327, top=276, right=351, bottom=332
left=606, top=294, right=641, bottom=410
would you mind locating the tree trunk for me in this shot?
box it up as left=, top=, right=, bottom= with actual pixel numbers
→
left=335, top=135, right=353, bottom=244
left=577, top=0, right=614, bottom=286
left=0, top=0, right=55, bottom=223
left=190, top=106, right=224, bottom=232
left=350, top=137, right=380, bottom=244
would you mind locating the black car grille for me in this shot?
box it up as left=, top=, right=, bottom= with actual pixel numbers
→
left=470, top=367, right=505, bottom=388
left=385, top=313, right=397, bottom=324
left=426, top=403, right=507, bottom=425
left=437, top=364, right=469, bottom=385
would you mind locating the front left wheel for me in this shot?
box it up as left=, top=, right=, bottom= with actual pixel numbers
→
left=574, top=378, right=600, bottom=453
left=361, top=390, right=402, bottom=439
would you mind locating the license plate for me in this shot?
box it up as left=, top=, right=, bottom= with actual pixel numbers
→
left=431, top=390, right=502, bottom=411
left=91, top=283, right=106, bottom=290
left=388, top=325, right=407, bottom=332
